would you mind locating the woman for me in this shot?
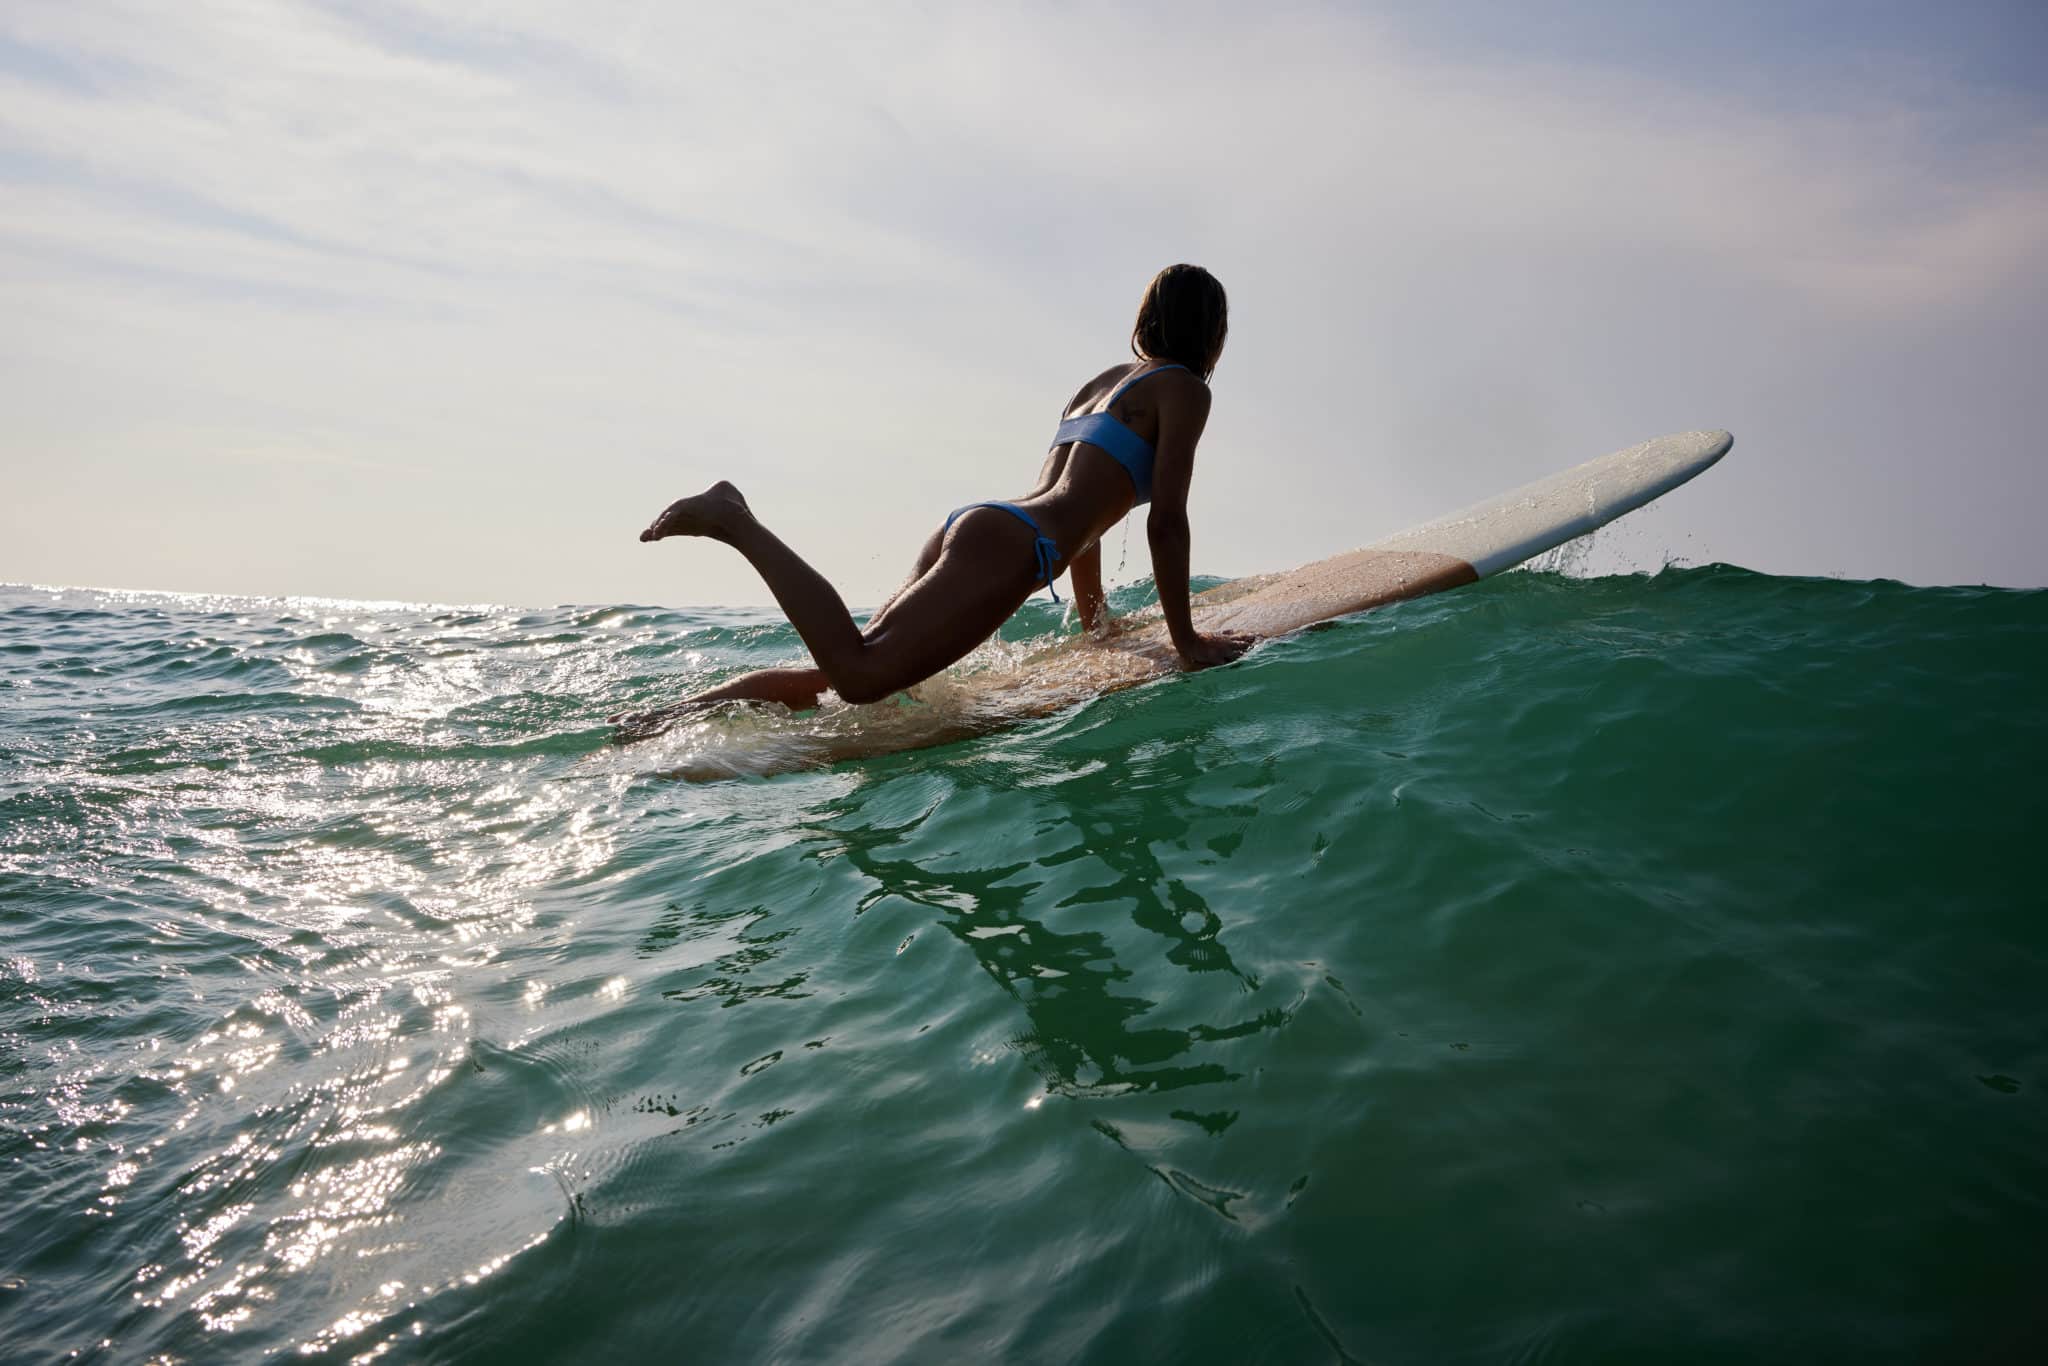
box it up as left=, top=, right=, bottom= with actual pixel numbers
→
left=629, top=264, right=1251, bottom=725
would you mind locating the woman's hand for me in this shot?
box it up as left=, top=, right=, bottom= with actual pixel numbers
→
left=1177, top=630, right=1254, bottom=670
left=1084, top=610, right=1125, bottom=641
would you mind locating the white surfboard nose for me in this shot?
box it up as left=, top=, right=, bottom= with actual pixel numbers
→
left=1370, top=429, right=1734, bottom=578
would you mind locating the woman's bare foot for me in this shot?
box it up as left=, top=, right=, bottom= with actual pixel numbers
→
left=640, top=481, right=752, bottom=543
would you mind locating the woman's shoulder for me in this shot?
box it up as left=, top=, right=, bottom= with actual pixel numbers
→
left=1062, top=363, right=1132, bottom=416
left=1134, top=362, right=1210, bottom=413
left=1081, top=362, right=1131, bottom=394
left=1081, top=359, right=1208, bottom=395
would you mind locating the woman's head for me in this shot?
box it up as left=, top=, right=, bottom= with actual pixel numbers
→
left=1130, top=264, right=1228, bottom=380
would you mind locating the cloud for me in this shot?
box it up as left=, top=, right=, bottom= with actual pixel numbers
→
left=2, top=0, right=2044, bottom=601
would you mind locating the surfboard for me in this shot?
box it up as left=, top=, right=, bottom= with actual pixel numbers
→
left=643, top=429, right=1733, bottom=779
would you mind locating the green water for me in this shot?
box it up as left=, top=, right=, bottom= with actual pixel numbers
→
left=1, top=567, right=2043, bottom=1362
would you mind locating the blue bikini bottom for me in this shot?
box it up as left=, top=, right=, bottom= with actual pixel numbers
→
left=944, top=502, right=1062, bottom=603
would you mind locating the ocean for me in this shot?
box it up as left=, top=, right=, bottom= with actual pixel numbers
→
left=2, top=566, right=2043, bottom=1363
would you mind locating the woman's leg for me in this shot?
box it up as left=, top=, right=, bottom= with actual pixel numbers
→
left=863, top=522, right=948, bottom=636
left=642, top=485, right=1032, bottom=704
left=610, top=665, right=830, bottom=740
left=643, top=665, right=832, bottom=714
left=614, top=522, right=948, bottom=737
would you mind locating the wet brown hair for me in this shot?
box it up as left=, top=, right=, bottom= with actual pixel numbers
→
left=1130, top=264, right=1228, bottom=381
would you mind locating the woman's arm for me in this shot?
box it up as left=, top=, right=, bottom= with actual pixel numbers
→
left=1069, top=540, right=1108, bottom=633
left=1146, top=377, right=1251, bottom=669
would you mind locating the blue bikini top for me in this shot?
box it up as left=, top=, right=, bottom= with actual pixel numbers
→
left=1049, top=363, right=1189, bottom=505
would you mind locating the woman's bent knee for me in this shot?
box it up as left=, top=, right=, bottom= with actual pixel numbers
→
left=829, top=652, right=917, bottom=705
left=835, top=675, right=899, bottom=706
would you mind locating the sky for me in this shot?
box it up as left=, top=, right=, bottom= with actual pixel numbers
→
left=3, top=0, right=2044, bottom=607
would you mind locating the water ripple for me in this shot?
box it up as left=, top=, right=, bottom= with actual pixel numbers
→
left=0, top=573, right=2043, bottom=1362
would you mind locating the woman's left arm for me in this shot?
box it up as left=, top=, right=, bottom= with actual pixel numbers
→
left=1069, top=541, right=1108, bottom=633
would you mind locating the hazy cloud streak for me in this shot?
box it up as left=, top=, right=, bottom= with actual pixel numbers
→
left=2, top=0, right=2043, bottom=602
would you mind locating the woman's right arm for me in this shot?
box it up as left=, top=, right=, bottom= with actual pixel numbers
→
left=1146, top=377, right=1251, bottom=669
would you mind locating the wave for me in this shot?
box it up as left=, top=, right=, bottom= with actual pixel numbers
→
left=2, top=568, right=2044, bottom=1362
